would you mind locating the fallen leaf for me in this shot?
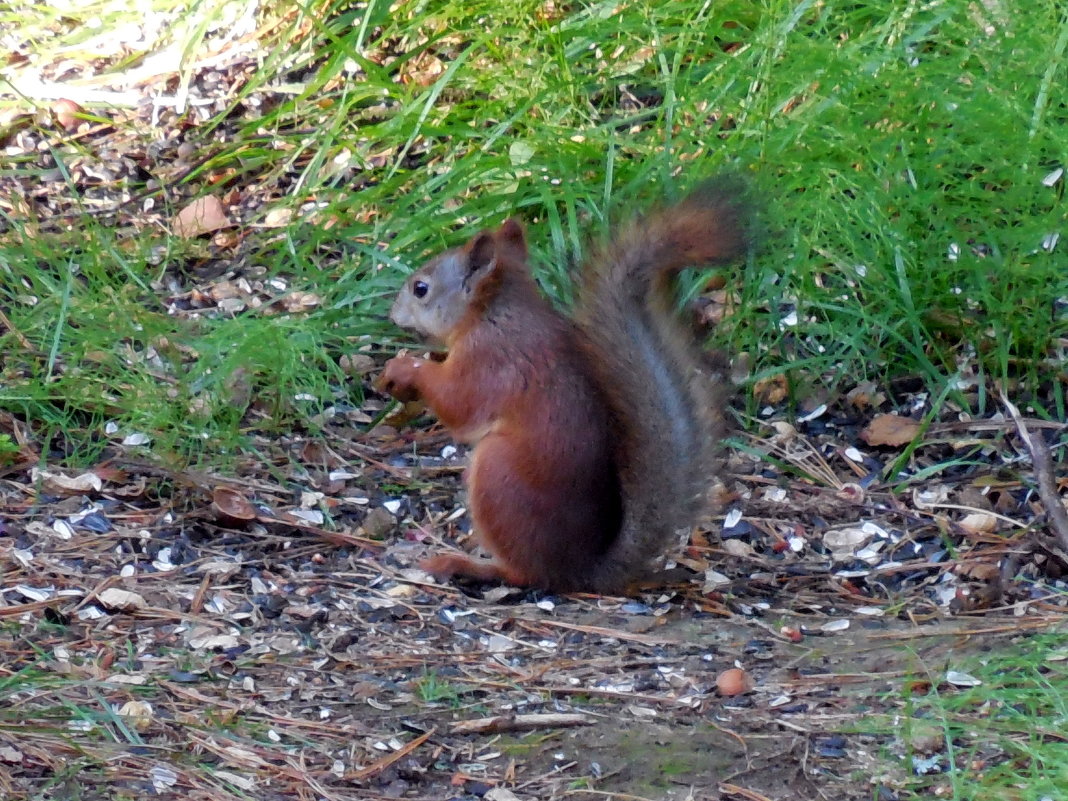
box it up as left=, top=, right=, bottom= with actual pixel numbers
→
left=861, top=413, right=922, bottom=447
left=945, top=670, right=982, bottom=687
left=958, top=512, right=997, bottom=536
left=209, top=280, right=243, bottom=301
left=107, top=674, right=148, bottom=685
left=51, top=98, right=83, bottom=131
left=188, top=632, right=241, bottom=650
left=845, top=381, right=885, bottom=410
left=956, top=561, right=1000, bottom=581
left=753, top=374, right=788, bottom=405
left=212, top=486, right=256, bottom=527
left=97, top=588, right=147, bottom=611
left=91, top=466, right=128, bottom=483
left=836, top=482, right=865, bottom=503
left=340, top=353, right=376, bottom=376
left=484, top=788, right=523, bottom=801
left=16, top=584, right=55, bottom=602
left=823, top=526, right=873, bottom=561
left=401, top=52, right=446, bottom=86
left=118, top=700, right=154, bottom=731
left=278, top=291, right=320, bottom=314
left=263, top=207, right=293, bottom=228
left=173, top=195, right=232, bottom=238
left=30, top=467, right=102, bottom=495
left=721, top=539, right=754, bottom=558
left=150, top=765, right=179, bottom=792
left=214, top=771, right=255, bottom=791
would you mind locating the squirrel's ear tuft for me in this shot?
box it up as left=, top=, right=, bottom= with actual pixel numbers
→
left=467, top=231, right=497, bottom=274
left=497, top=218, right=528, bottom=260
left=498, top=218, right=525, bottom=242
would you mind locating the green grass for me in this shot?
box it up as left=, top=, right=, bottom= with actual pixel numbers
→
left=0, top=433, right=18, bottom=463
left=1, top=0, right=1066, bottom=464
left=862, top=632, right=1068, bottom=799
left=413, top=669, right=464, bottom=705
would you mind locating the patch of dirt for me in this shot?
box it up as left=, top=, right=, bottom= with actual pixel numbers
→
left=509, top=614, right=1027, bottom=801
left=3, top=14, right=1068, bottom=801
left=1, top=412, right=1065, bottom=800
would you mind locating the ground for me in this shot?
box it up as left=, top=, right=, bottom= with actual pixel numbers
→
left=3, top=416, right=1066, bottom=800
left=2, top=3, right=1067, bottom=799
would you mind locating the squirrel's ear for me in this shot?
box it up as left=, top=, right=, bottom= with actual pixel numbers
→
left=497, top=217, right=527, bottom=249
left=493, top=216, right=527, bottom=260
left=467, top=231, right=497, bottom=274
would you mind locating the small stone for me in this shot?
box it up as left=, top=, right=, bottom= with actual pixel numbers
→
left=906, top=722, right=944, bottom=755
left=363, top=506, right=396, bottom=538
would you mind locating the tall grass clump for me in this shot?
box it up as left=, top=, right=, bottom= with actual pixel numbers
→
left=1, top=0, right=1064, bottom=463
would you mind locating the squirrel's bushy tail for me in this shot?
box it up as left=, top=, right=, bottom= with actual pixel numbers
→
left=575, top=178, right=751, bottom=593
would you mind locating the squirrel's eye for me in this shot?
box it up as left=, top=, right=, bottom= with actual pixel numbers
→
left=412, top=280, right=429, bottom=299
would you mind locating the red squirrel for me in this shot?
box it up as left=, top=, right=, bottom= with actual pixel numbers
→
left=376, top=181, right=749, bottom=593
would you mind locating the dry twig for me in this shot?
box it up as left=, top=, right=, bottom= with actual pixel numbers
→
left=1000, top=391, right=1068, bottom=553
left=450, top=712, right=593, bottom=735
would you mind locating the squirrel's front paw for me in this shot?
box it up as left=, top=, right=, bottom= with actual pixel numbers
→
left=376, top=355, right=423, bottom=402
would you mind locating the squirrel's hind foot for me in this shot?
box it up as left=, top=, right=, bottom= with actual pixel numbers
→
left=419, top=552, right=532, bottom=587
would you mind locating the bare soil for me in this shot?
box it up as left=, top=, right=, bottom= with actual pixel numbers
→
left=2, top=426, right=1063, bottom=800
left=2, top=21, right=1066, bottom=799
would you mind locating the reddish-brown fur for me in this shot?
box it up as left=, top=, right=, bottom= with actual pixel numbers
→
left=380, top=224, right=621, bottom=590
left=378, top=181, right=749, bottom=593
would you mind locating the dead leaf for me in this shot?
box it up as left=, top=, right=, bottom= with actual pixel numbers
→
left=956, top=561, right=1000, bottom=581
left=846, top=381, right=885, bottom=410
left=214, top=771, right=255, bottom=791
left=109, top=476, right=147, bottom=499
left=51, top=98, right=83, bottom=131
left=382, top=399, right=428, bottom=429
left=958, top=512, right=998, bottom=536
left=188, top=630, right=242, bottom=650
left=173, top=195, right=232, bottom=238
left=30, top=467, right=102, bottom=495
left=340, top=353, right=376, bottom=376
left=401, top=52, right=446, bottom=86
left=484, top=788, right=523, bottom=801
left=721, top=539, right=754, bottom=558
left=752, top=374, right=788, bottom=405
left=209, top=280, right=243, bottom=301
left=861, top=413, right=922, bottom=447
left=117, top=700, right=154, bottom=731
left=278, top=291, right=320, bottom=314
left=97, top=588, right=147, bottom=611
left=91, top=466, right=128, bottom=483
left=212, top=486, right=256, bottom=527
left=263, top=207, right=293, bottom=228
left=823, top=526, right=873, bottom=561
left=835, top=482, right=866, bottom=503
